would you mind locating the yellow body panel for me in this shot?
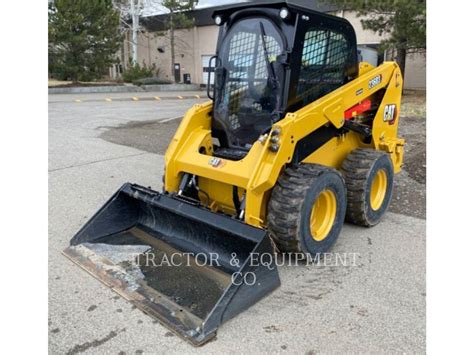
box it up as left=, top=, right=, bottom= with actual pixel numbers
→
left=164, top=61, right=404, bottom=228
left=302, top=131, right=369, bottom=168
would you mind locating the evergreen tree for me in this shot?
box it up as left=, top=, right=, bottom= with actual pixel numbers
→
left=49, top=0, right=123, bottom=82
left=331, top=0, right=426, bottom=76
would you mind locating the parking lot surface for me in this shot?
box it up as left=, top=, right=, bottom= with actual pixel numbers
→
left=49, top=92, right=425, bottom=354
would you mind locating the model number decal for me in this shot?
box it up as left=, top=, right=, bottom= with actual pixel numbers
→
left=383, top=104, right=397, bottom=124
left=368, top=75, right=382, bottom=89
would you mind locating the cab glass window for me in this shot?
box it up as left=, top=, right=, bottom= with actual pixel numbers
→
left=297, top=28, right=350, bottom=104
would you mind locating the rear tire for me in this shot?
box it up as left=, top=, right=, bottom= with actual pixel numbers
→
left=341, top=148, right=394, bottom=227
left=267, top=164, right=347, bottom=258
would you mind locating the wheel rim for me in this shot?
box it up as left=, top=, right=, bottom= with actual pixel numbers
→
left=370, top=169, right=388, bottom=210
left=310, top=189, right=337, bottom=241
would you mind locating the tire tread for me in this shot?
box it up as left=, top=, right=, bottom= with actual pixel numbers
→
left=341, top=148, right=391, bottom=226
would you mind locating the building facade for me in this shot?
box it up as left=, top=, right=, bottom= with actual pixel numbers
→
left=115, top=4, right=425, bottom=90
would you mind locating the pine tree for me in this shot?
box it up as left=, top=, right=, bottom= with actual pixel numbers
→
left=331, top=0, right=426, bottom=76
left=161, top=0, right=198, bottom=82
left=49, top=0, right=123, bottom=82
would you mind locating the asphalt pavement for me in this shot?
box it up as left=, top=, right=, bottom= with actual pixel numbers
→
left=49, top=91, right=426, bottom=354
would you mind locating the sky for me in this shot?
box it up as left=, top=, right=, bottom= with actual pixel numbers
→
left=141, top=0, right=250, bottom=17
left=196, top=0, right=247, bottom=8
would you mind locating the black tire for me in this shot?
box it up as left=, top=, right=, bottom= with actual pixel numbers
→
left=267, top=164, right=347, bottom=258
left=341, top=148, right=394, bottom=227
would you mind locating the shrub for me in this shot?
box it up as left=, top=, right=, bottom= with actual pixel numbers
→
left=122, top=61, right=158, bottom=83
left=133, top=77, right=173, bottom=86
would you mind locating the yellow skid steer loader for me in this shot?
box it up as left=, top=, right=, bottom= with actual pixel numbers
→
left=63, top=0, right=404, bottom=346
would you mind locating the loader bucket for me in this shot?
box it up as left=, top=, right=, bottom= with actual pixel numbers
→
left=63, top=183, right=280, bottom=345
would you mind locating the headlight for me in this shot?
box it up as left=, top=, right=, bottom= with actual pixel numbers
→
left=215, top=15, right=223, bottom=26
left=279, top=8, right=290, bottom=20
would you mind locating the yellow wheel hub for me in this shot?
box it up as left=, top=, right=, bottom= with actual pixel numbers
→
left=310, top=189, right=337, bottom=241
left=370, top=169, right=387, bottom=210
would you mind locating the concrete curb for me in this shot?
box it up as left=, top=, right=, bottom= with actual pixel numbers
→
left=142, top=84, right=201, bottom=92
left=49, top=83, right=201, bottom=95
left=51, top=94, right=207, bottom=104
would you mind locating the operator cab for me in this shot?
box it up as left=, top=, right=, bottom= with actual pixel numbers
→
left=209, top=1, right=358, bottom=159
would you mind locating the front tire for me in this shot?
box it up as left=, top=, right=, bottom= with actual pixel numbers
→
left=267, top=164, right=347, bottom=258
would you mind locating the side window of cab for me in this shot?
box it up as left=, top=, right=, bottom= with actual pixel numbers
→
left=297, top=28, right=350, bottom=105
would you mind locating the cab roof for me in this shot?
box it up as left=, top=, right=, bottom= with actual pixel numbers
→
left=212, top=0, right=350, bottom=28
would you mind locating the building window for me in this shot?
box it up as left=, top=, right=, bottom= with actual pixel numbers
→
left=297, top=28, right=349, bottom=104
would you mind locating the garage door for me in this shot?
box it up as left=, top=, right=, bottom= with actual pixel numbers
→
left=202, top=55, right=215, bottom=84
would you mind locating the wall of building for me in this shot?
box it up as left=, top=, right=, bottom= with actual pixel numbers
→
left=404, top=52, right=426, bottom=90
left=127, top=25, right=218, bottom=84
